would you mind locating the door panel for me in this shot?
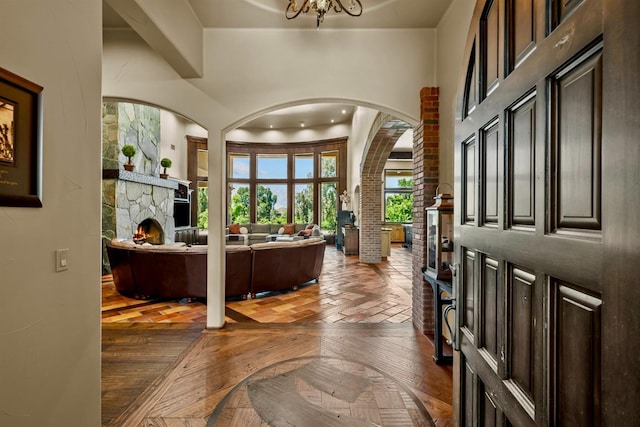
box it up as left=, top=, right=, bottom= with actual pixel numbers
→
left=452, top=0, right=637, bottom=425
left=507, top=266, right=535, bottom=402
left=551, top=45, right=602, bottom=232
left=551, top=281, right=601, bottom=426
left=482, top=120, right=500, bottom=225
left=508, top=92, right=536, bottom=228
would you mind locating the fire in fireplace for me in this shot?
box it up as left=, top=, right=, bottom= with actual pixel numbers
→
left=133, top=218, right=165, bottom=245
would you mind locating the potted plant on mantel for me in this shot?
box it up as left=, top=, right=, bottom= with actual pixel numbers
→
left=121, top=144, right=136, bottom=172
left=160, top=157, right=172, bottom=179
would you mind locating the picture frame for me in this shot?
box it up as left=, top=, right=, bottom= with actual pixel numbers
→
left=0, top=67, right=43, bottom=207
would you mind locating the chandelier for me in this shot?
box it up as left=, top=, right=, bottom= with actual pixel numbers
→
left=286, top=0, right=363, bottom=28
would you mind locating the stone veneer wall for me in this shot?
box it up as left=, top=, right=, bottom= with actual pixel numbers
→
left=102, top=102, right=161, bottom=175
left=412, top=87, right=440, bottom=334
left=101, top=101, right=175, bottom=274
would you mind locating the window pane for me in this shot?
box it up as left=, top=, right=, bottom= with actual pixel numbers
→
left=321, top=151, right=337, bottom=178
left=257, top=155, right=287, bottom=179
left=229, top=183, right=250, bottom=224
left=320, top=182, right=337, bottom=231
left=229, top=154, right=250, bottom=179
left=385, top=170, right=413, bottom=189
left=256, top=184, right=287, bottom=224
left=295, top=153, right=314, bottom=179
left=198, top=150, right=209, bottom=177
left=197, top=181, right=208, bottom=229
left=385, top=192, right=414, bottom=222
left=294, top=183, right=314, bottom=224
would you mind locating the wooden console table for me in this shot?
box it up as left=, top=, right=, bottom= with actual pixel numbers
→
left=423, top=271, right=454, bottom=365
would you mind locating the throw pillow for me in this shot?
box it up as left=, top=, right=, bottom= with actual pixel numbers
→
left=283, top=223, right=295, bottom=235
left=306, top=224, right=314, bottom=230
left=302, top=229, right=313, bottom=236
left=228, top=223, right=240, bottom=234
left=239, top=226, right=248, bottom=234
left=297, top=230, right=306, bottom=236
left=278, top=227, right=285, bottom=235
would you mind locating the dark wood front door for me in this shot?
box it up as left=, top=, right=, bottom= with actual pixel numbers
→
left=453, top=0, right=640, bottom=425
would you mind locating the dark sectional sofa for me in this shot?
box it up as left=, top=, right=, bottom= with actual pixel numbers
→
left=105, top=237, right=325, bottom=300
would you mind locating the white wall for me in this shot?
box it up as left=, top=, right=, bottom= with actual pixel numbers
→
left=0, top=1, right=102, bottom=426
left=436, top=0, right=476, bottom=191
left=160, top=110, right=207, bottom=180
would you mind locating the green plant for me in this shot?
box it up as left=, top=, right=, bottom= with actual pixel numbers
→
left=121, top=144, right=136, bottom=163
left=160, top=157, right=172, bottom=177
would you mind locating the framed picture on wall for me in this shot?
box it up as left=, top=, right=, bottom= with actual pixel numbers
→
left=0, top=67, right=43, bottom=207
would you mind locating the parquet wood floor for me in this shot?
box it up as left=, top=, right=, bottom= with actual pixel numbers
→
left=101, top=244, right=413, bottom=324
left=101, top=244, right=454, bottom=426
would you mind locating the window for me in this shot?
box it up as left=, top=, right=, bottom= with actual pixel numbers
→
left=225, top=139, right=346, bottom=227
left=257, top=154, right=287, bottom=179
left=295, top=153, right=314, bottom=179
left=229, top=154, right=249, bottom=179
left=384, top=169, right=413, bottom=222
left=294, top=183, right=314, bottom=223
left=321, top=151, right=337, bottom=177
left=197, top=181, right=208, bottom=229
left=256, top=184, right=287, bottom=224
left=320, top=182, right=337, bottom=231
left=229, top=184, right=250, bottom=224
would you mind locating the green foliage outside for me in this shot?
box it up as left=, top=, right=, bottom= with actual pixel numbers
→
left=226, top=154, right=339, bottom=228
left=197, top=187, right=208, bottom=229
left=294, top=184, right=314, bottom=224
left=321, top=182, right=337, bottom=231
left=229, top=186, right=249, bottom=224
left=256, top=185, right=285, bottom=224
left=385, top=178, right=413, bottom=223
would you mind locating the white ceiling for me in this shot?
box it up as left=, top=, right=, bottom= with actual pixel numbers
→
left=103, top=0, right=448, bottom=139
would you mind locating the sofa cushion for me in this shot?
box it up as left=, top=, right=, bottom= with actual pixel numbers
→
left=283, top=223, right=296, bottom=235
left=278, top=227, right=285, bottom=235
left=251, top=223, right=270, bottom=233
left=228, top=223, right=241, bottom=234
left=239, top=226, right=248, bottom=234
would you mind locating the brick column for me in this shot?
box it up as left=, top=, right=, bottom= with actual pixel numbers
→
left=412, top=87, right=440, bottom=335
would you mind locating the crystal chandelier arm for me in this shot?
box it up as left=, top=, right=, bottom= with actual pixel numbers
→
left=286, top=0, right=312, bottom=19
left=332, top=0, right=363, bottom=17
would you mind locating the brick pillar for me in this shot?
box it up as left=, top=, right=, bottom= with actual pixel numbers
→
left=412, top=87, right=440, bottom=335
left=359, top=173, right=382, bottom=263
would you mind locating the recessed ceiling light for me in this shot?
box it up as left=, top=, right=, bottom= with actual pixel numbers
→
left=331, top=119, right=335, bottom=123
left=300, top=122, right=305, bottom=127
left=269, top=125, right=273, bottom=129
left=342, top=109, right=347, bottom=114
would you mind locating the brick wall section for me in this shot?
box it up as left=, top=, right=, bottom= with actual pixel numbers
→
left=360, top=118, right=411, bottom=264
left=412, top=87, right=440, bottom=335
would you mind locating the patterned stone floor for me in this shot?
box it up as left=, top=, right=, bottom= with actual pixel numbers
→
left=101, top=243, right=413, bottom=324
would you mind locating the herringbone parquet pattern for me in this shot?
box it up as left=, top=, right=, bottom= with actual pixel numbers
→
left=102, top=244, right=413, bottom=324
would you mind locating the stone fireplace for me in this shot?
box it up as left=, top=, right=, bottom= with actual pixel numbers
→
left=101, top=101, right=180, bottom=273
left=101, top=169, right=178, bottom=272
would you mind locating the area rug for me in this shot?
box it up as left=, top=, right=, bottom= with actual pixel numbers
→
left=207, top=356, right=435, bottom=426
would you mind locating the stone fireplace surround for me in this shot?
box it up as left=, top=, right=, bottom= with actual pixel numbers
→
left=101, top=169, right=178, bottom=273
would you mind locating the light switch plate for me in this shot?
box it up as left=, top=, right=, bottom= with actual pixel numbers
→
left=56, top=249, right=69, bottom=272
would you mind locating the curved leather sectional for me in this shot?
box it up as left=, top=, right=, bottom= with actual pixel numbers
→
left=106, top=237, right=325, bottom=300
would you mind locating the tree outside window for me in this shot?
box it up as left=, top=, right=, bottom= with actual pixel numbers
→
left=384, top=170, right=413, bottom=223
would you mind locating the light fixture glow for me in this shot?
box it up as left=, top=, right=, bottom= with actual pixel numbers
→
left=286, top=0, right=363, bottom=28
left=341, top=109, right=347, bottom=114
